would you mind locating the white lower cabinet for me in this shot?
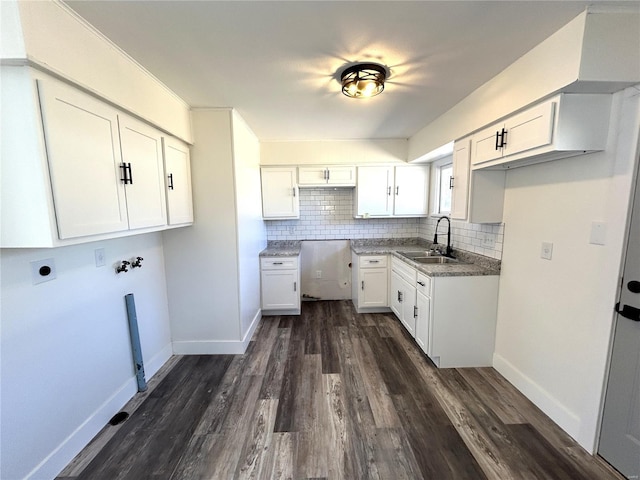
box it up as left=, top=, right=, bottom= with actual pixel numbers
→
left=390, top=257, right=417, bottom=337
left=352, top=254, right=389, bottom=313
left=261, top=256, right=301, bottom=315
left=390, top=256, right=499, bottom=368
left=414, top=273, right=431, bottom=353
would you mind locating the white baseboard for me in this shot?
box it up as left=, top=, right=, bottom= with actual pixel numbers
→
left=493, top=353, right=582, bottom=446
left=28, top=343, right=173, bottom=480
left=172, top=310, right=262, bottom=355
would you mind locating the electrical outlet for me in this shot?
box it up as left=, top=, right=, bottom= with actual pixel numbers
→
left=541, top=242, right=553, bottom=260
left=481, top=233, right=495, bottom=249
left=316, top=270, right=322, bottom=279
left=31, top=258, right=56, bottom=285
left=95, top=248, right=106, bottom=267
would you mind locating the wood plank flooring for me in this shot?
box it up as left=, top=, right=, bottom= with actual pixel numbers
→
left=58, top=300, right=623, bottom=480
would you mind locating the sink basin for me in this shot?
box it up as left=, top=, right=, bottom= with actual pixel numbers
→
left=412, top=256, right=459, bottom=264
left=398, top=250, right=440, bottom=259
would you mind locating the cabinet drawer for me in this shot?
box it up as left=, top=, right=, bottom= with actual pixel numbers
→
left=391, top=257, right=416, bottom=284
left=359, top=255, right=388, bottom=268
left=416, top=273, right=431, bottom=296
left=260, top=256, right=299, bottom=270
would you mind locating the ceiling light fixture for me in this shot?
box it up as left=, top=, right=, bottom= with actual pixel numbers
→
left=340, top=63, right=387, bottom=99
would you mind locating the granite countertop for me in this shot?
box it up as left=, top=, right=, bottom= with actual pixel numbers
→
left=259, top=241, right=302, bottom=257
left=351, top=239, right=501, bottom=277
left=260, top=238, right=501, bottom=277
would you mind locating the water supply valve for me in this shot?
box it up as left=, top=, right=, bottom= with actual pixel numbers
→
left=131, top=257, right=144, bottom=269
left=116, top=260, right=130, bottom=274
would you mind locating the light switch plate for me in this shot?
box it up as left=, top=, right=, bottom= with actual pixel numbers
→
left=95, top=248, right=106, bottom=267
left=541, top=242, right=553, bottom=260
left=589, top=222, right=606, bottom=245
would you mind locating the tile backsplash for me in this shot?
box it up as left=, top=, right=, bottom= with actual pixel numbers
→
left=264, top=188, right=504, bottom=259
left=419, top=217, right=504, bottom=259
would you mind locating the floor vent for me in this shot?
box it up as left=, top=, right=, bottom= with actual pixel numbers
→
left=109, top=411, right=129, bottom=426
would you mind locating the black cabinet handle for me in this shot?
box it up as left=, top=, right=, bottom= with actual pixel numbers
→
left=396, top=186, right=399, bottom=195
left=616, top=302, right=640, bottom=322
left=495, top=128, right=508, bottom=150
left=361, top=281, right=365, bottom=291
left=413, top=306, right=418, bottom=318
left=449, top=176, right=454, bottom=189
left=120, top=163, right=129, bottom=184
left=417, top=281, right=425, bottom=287
left=168, top=173, right=174, bottom=190
left=388, top=186, right=391, bottom=196
left=127, top=163, right=133, bottom=184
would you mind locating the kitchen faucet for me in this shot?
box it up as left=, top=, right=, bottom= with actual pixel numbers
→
left=433, top=216, right=453, bottom=257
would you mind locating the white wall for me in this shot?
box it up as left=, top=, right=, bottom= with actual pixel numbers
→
left=231, top=111, right=267, bottom=337
left=1, top=0, right=192, bottom=143
left=261, top=139, right=408, bottom=165
left=493, top=86, right=640, bottom=451
left=163, top=109, right=266, bottom=353
left=0, top=233, right=172, bottom=480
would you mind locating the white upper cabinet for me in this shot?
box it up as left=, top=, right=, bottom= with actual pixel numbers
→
left=355, top=166, right=393, bottom=217
left=450, top=138, right=471, bottom=220
left=471, top=93, right=611, bottom=170
left=260, top=167, right=300, bottom=219
left=38, top=79, right=130, bottom=239
left=0, top=67, right=193, bottom=247
left=355, top=165, right=429, bottom=217
left=163, top=136, right=193, bottom=226
left=118, top=114, right=167, bottom=230
left=393, top=166, right=430, bottom=216
left=298, top=165, right=355, bottom=186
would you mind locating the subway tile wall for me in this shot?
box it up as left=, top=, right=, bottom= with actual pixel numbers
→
left=419, top=217, right=504, bottom=260
left=264, top=188, right=504, bottom=260
left=265, top=188, right=420, bottom=240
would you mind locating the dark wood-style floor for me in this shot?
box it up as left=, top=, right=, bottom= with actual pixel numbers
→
left=58, top=301, right=623, bottom=480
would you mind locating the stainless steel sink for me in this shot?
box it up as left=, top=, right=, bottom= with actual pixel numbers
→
left=398, top=250, right=440, bottom=259
left=412, top=256, right=459, bottom=264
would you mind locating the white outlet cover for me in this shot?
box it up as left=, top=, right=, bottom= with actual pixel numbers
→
left=31, top=258, right=56, bottom=284
left=95, top=248, right=106, bottom=267
left=589, top=222, right=606, bottom=245
left=541, top=242, right=553, bottom=260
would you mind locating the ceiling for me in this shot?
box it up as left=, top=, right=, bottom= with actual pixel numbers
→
left=63, top=1, right=636, bottom=141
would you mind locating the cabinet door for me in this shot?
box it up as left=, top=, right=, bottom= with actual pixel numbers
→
left=163, top=137, right=193, bottom=225
left=393, top=166, right=429, bottom=216
left=261, top=167, right=299, bottom=218
left=118, top=115, right=167, bottom=229
left=415, top=291, right=431, bottom=354
left=472, top=122, right=503, bottom=166
left=298, top=166, right=328, bottom=185
left=504, top=100, right=555, bottom=157
left=37, top=79, right=128, bottom=239
left=400, top=279, right=417, bottom=337
left=261, top=269, right=299, bottom=310
left=327, top=166, right=356, bottom=186
left=450, top=138, right=470, bottom=220
left=390, top=270, right=403, bottom=318
left=360, top=268, right=388, bottom=307
left=356, top=166, right=392, bottom=216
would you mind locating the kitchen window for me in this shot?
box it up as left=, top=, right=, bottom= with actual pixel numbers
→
left=431, top=158, right=452, bottom=216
